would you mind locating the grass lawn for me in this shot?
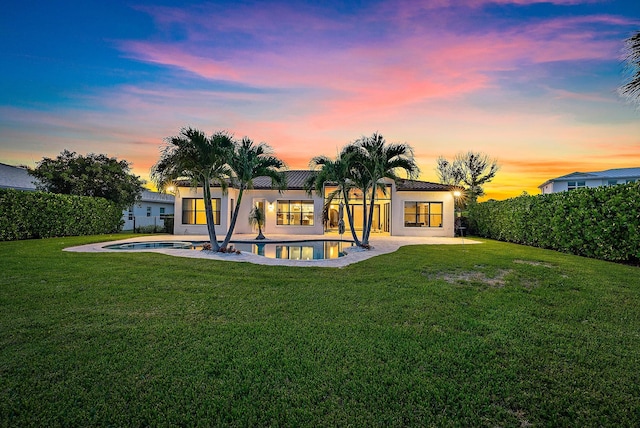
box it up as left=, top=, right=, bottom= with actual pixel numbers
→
left=1, top=235, right=639, bottom=426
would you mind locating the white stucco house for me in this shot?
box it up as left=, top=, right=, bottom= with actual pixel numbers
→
left=123, top=190, right=175, bottom=231
left=173, top=170, right=459, bottom=238
left=539, top=167, right=640, bottom=194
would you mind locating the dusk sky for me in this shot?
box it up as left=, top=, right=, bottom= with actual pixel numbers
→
left=1, top=0, right=639, bottom=200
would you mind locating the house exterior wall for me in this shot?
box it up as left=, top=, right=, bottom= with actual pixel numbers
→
left=541, top=178, right=633, bottom=194
left=174, top=186, right=236, bottom=236
left=391, top=189, right=456, bottom=237
left=539, top=169, right=640, bottom=194
left=174, top=186, right=325, bottom=236
left=122, top=199, right=175, bottom=230
left=174, top=184, right=455, bottom=238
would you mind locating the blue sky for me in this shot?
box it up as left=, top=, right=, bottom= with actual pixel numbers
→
left=1, top=0, right=639, bottom=199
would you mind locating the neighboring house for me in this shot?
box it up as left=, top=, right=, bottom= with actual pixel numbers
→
left=0, top=162, right=38, bottom=191
left=0, top=164, right=174, bottom=230
left=173, top=170, right=458, bottom=237
left=123, top=190, right=175, bottom=230
left=539, top=167, right=640, bottom=194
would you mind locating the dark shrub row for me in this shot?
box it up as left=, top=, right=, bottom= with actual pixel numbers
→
left=468, top=183, right=640, bottom=263
left=0, top=189, right=123, bottom=241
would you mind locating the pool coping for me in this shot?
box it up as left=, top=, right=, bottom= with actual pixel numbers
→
left=64, top=234, right=480, bottom=268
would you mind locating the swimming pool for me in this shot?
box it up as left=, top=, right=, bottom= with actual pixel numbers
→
left=103, top=240, right=355, bottom=260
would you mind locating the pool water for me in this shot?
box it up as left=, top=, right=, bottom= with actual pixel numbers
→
left=103, top=240, right=354, bottom=260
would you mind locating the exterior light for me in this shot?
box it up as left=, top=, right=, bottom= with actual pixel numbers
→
left=453, top=190, right=461, bottom=198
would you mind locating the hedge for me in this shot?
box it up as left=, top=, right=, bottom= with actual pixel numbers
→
left=0, top=189, right=123, bottom=241
left=468, top=183, right=640, bottom=263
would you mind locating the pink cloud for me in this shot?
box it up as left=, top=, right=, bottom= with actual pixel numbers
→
left=116, top=2, right=628, bottom=129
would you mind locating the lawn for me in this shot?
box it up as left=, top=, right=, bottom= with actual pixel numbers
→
left=1, top=235, right=639, bottom=426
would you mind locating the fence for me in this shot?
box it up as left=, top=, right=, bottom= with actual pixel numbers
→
left=122, top=215, right=174, bottom=233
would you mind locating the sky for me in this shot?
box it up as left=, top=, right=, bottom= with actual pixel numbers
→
left=1, top=0, right=639, bottom=200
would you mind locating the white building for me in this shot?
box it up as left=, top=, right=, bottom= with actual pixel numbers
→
left=539, top=167, right=640, bottom=194
left=122, top=190, right=175, bottom=231
left=173, top=170, right=458, bottom=238
left=0, top=163, right=38, bottom=191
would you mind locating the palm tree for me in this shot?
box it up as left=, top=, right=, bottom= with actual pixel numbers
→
left=620, top=31, right=640, bottom=105
left=151, top=127, right=233, bottom=251
left=346, top=132, right=420, bottom=245
left=248, top=206, right=266, bottom=240
left=220, top=138, right=286, bottom=249
left=304, top=150, right=363, bottom=247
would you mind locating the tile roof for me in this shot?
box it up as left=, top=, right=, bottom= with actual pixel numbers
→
left=177, top=170, right=453, bottom=192
left=0, top=163, right=38, bottom=191
left=253, top=170, right=311, bottom=189
left=395, top=178, right=456, bottom=192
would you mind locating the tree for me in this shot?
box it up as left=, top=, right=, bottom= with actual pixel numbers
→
left=151, top=128, right=234, bottom=251
left=435, top=156, right=464, bottom=186
left=620, top=31, right=640, bottom=105
left=346, top=133, right=420, bottom=245
left=437, top=151, right=499, bottom=203
left=248, top=206, right=266, bottom=240
left=221, top=137, right=286, bottom=248
left=28, top=149, right=144, bottom=209
left=304, top=150, right=362, bottom=247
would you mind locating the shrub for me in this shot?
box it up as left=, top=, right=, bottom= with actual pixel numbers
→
left=0, top=189, right=123, bottom=241
left=468, top=183, right=640, bottom=263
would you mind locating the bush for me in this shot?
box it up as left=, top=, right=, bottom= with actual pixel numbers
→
left=468, top=183, right=640, bottom=263
left=162, top=215, right=174, bottom=234
left=0, top=189, right=123, bottom=241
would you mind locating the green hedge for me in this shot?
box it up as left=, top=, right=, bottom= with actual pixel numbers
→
left=468, top=183, right=640, bottom=263
left=0, top=189, right=123, bottom=241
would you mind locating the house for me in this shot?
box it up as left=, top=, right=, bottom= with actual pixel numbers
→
left=173, top=170, right=458, bottom=238
left=539, top=167, right=640, bottom=194
left=123, top=190, right=175, bottom=231
left=0, top=163, right=38, bottom=191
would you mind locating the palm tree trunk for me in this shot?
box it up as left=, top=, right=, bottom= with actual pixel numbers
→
left=221, top=187, right=244, bottom=248
left=360, top=188, right=368, bottom=244
left=363, top=185, right=377, bottom=244
left=202, top=177, right=220, bottom=251
left=342, top=189, right=362, bottom=247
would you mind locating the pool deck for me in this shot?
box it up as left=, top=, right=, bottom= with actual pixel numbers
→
left=64, top=234, right=480, bottom=268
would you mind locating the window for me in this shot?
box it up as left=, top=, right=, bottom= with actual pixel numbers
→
left=567, top=181, right=585, bottom=191
left=146, top=206, right=152, bottom=217
left=182, top=198, right=221, bottom=225
left=607, top=180, right=618, bottom=186
left=627, top=179, right=636, bottom=184
left=277, top=200, right=314, bottom=226
left=160, top=207, right=165, bottom=215
left=404, top=202, right=443, bottom=228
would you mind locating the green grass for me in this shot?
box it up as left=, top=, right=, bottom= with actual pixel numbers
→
left=1, top=235, right=639, bottom=426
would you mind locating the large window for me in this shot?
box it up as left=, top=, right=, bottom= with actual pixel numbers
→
left=567, top=181, right=585, bottom=191
left=404, top=202, right=443, bottom=228
left=182, top=198, right=221, bottom=225
left=277, top=200, right=314, bottom=226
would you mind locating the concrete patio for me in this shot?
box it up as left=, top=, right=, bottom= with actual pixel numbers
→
left=65, top=234, right=480, bottom=268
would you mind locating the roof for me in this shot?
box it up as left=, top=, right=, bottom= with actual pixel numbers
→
left=140, top=189, right=175, bottom=203
left=178, top=170, right=454, bottom=192
left=395, top=178, right=456, bottom=192
left=0, top=163, right=38, bottom=191
left=253, top=170, right=311, bottom=190
left=539, top=167, right=640, bottom=188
